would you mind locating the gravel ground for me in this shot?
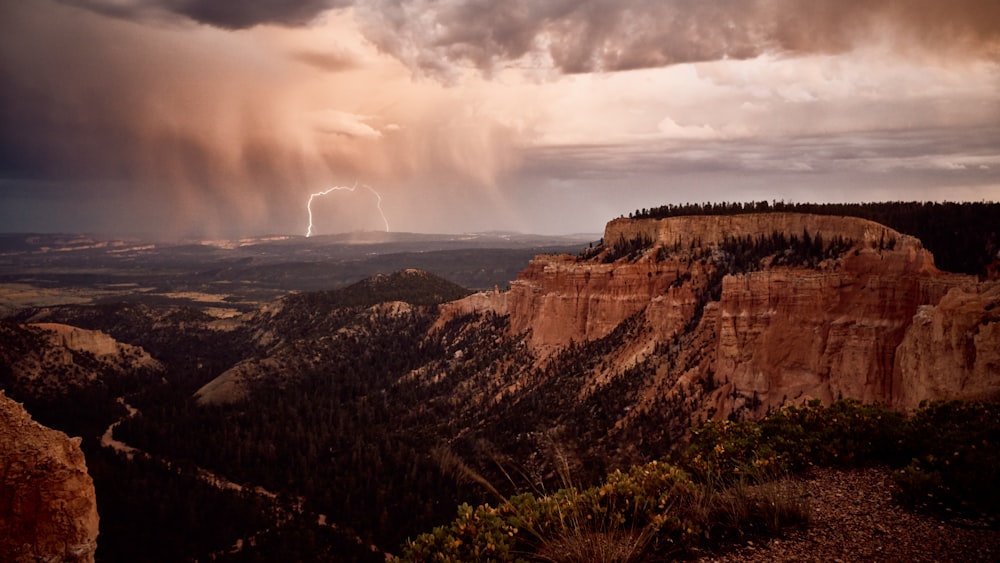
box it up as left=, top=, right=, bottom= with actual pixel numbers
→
left=694, top=466, right=999, bottom=563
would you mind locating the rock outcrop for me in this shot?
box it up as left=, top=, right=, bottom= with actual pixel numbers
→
left=703, top=256, right=977, bottom=418
left=30, top=322, right=161, bottom=373
left=0, top=322, right=161, bottom=397
left=32, top=323, right=132, bottom=358
left=893, top=283, right=1000, bottom=409
left=602, top=213, right=919, bottom=254
left=440, top=213, right=998, bottom=421
left=0, top=391, right=99, bottom=562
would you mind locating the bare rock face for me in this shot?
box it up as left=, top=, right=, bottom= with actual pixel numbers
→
left=0, top=391, right=99, bottom=562
left=703, top=255, right=975, bottom=418
left=893, top=283, right=1000, bottom=409
left=30, top=322, right=161, bottom=373
left=441, top=213, right=999, bottom=421
left=505, top=256, right=700, bottom=356
left=31, top=323, right=127, bottom=358
left=441, top=251, right=708, bottom=356
left=449, top=213, right=937, bottom=353
left=602, top=213, right=927, bottom=259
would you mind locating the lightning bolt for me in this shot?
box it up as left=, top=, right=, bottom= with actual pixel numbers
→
left=305, top=183, right=390, bottom=237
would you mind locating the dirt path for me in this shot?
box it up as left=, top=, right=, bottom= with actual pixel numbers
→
left=99, top=397, right=140, bottom=456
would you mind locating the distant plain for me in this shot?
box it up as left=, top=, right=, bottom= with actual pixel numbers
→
left=0, top=232, right=593, bottom=314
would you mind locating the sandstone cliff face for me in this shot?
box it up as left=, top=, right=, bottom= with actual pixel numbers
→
left=893, top=283, right=1000, bottom=409
left=440, top=213, right=998, bottom=421
left=0, top=391, right=99, bottom=562
left=32, top=323, right=129, bottom=358
left=703, top=257, right=975, bottom=418
left=440, top=253, right=707, bottom=356
left=30, top=323, right=161, bottom=372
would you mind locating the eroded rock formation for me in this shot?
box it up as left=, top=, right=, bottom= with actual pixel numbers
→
left=893, top=283, right=1000, bottom=410
left=0, top=391, right=99, bottom=562
left=440, top=213, right=999, bottom=421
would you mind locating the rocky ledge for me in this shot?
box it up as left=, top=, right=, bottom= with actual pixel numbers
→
left=440, top=213, right=1000, bottom=420
left=0, top=391, right=99, bottom=562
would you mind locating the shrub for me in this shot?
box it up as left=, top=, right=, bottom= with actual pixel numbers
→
left=759, top=399, right=907, bottom=469
left=686, top=399, right=998, bottom=520
left=398, top=457, right=812, bottom=562
left=893, top=401, right=1000, bottom=518
left=401, top=400, right=998, bottom=560
left=684, top=399, right=906, bottom=481
left=399, top=461, right=705, bottom=562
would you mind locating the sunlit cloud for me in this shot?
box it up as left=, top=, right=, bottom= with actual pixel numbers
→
left=1, top=1, right=997, bottom=237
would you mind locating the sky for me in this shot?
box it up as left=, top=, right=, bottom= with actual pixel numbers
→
left=1, top=1, right=998, bottom=239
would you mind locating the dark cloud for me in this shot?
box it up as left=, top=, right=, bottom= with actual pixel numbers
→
left=509, top=125, right=1000, bottom=234
left=0, top=2, right=526, bottom=238
left=171, top=0, right=343, bottom=29
left=2, top=1, right=996, bottom=238
left=356, top=0, right=1000, bottom=75
left=0, top=2, right=344, bottom=238
left=60, top=0, right=345, bottom=29
left=519, top=125, right=1000, bottom=185
left=56, top=1, right=1000, bottom=71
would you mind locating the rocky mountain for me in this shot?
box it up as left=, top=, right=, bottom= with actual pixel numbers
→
left=0, top=391, right=99, bottom=562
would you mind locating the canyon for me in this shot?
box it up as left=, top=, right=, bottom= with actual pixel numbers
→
left=2, top=210, right=998, bottom=561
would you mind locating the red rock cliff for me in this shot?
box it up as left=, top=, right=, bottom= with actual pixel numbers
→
left=0, top=391, right=99, bottom=562
left=705, top=255, right=979, bottom=417
left=441, top=213, right=998, bottom=419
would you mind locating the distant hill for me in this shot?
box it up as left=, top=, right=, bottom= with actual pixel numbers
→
left=323, top=268, right=473, bottom=308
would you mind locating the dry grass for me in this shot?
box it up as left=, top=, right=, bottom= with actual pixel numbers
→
left=535, top=528, right=647, bottom=563
left=687, top=467, right=810, bottom=546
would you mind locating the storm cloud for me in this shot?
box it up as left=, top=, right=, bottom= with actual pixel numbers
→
left=354, top=0, right=1000, bottom=76
left=62, top=1, right=1000, bottom=72
left=59, top=0, right=346, bottom=29
left=1, top=1, right=998, bottom=238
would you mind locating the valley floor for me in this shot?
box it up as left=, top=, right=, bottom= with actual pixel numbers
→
left=695, top=466, right=999, bottom=562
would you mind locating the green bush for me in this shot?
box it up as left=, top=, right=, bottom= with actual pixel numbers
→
left=893, top=401, right=1000, bottom=518
left=399, top=458, right=811, bottom=562
left=685, top=399, right=906, bottom=480
left=401, top=400, right=998, bottom=560
left=400, top=501, right=522, bottom=563
left=399, top=461, right=703, bottom=562
left=760, top=399, right=906, bottom=468
left=685, top=399, right=998, bottom=520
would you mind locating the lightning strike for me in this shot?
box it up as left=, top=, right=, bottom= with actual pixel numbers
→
left=305, top=183, right=390, bottom=237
